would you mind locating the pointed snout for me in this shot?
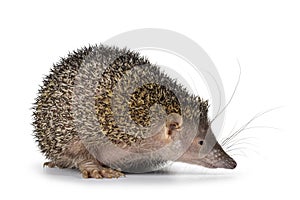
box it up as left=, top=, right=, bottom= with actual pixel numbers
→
left=212, top=153, right=237, bottom=169
left=177, top=134, right=237, bottom=170
left=203, top=142, right=237, bottom=169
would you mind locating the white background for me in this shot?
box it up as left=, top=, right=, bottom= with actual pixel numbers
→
left=0, top=0, right=299, bottom=199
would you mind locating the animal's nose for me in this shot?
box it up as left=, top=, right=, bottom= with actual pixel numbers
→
left=221, top=156, right=237, bottom=169
left=204, top=142, right=237, bottom=169
left=230, top=158, right=237, bottom=169
left=210, top=155, right=237, bottom=169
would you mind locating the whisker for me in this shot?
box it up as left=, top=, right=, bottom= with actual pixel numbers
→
left=221, top=107, right=282, bottom=147
left=227, top=148, right=257, bottom=159
left=223, top=125, right=280, bottom=148
left=211, top=59, right=242, bottom=124
left=242, top=126, right=280, bottom=131
left=224, top=137, right=256, bottom=149
left=223, top=136, right=257, bottom=150
left=225, top=140, right=258, bottom=150
left=201, top=70, right=223, bottom=117
left=227, top=148, right=247, bottom=157
left=226, top=147, right=248, bottom=153
left=228, top=153, right=245, bottom=157
left=221, top=122, right=238, bottom=146
left=220, top=107, right=282, bottom=159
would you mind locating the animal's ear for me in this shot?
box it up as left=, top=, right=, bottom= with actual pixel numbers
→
left=165, top=113, right=182, bottom=139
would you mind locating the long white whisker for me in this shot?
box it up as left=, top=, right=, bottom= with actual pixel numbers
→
left=202, top=70, right=222, bottom=116
left=221, top=122, right=237, bottom=146
left=221, top=107, right=282, bottom=147
left=211, top=59, right=242, bottom=124
left=226, top=141, right=259, bottom=151
left=224, top=137, right=257, bottom=149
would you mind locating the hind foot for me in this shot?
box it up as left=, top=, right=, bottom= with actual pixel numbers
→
left=79, top=159, right=125, bottom=179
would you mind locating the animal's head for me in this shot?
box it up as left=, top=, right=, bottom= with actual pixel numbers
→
left=164, top=100, right=237, bottom=170
left=177, top=123, right=237, bottom=169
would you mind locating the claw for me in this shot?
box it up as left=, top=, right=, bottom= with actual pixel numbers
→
left=43, top=161, right=56, bottom=168
left=82, top=170, right=89, bottom=179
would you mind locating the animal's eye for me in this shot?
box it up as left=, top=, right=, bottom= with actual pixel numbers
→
left=198, top=140, right=204, bottom=145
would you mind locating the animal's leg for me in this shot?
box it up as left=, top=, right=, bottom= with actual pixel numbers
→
left=78, top=158, right=125, bottom=179
left=43, top=138, right=124, bottom=179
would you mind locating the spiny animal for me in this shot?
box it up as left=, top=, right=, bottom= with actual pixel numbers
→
left=33, top=44, right=236, bottom=179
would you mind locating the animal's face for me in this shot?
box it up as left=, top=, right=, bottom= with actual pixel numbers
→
left=178, top=122, right=237, bottom=169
